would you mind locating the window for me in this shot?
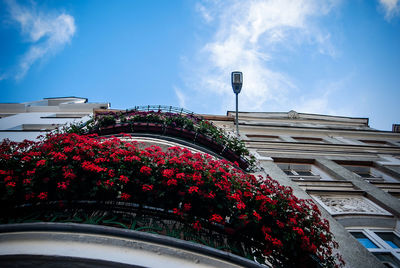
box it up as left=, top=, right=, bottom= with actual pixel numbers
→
left=293, top=137, right=326, bottom=143
left=246, top=135, right=281, bottom=142
left=350, top=229, right=400, bottom=267
left=360, top=140, right=389, bottom=146
left=343, top=165, right=398, bottom=183
left=352, top=232, right=379, bottom=248
left=40, top=113, right=87, bottom=119
left=277, top=163, right=322, bottom=180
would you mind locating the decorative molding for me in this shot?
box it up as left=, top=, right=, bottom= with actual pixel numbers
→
left=312, top=195, right=392, bottom=216
left=288, top=110, right=299, bottom=119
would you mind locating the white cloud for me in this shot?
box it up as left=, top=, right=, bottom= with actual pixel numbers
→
left=174, top=86, right=187, bottom=108
left=378, top=0, right=400, bottom=20
left=3, top=0, right=76, bottom=80
left=181, top=0, right=340, bottom=114
left=293, top=75, right=355, bottom=117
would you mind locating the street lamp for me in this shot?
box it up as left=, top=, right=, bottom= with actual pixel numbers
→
left=231, top=71, right=243, bottom=136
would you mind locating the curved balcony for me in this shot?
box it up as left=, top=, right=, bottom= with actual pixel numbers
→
left=78, top=106, right=255, bottom=171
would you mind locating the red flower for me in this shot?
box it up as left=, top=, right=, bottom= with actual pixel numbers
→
left=239, top=214, right=248, bottom=220
left=253, top=211, right=262, bottom=221
left=51, top=152, right=67, bottom=162
left=192, top=220, right=202, bottom=231
left=293, top=227, right=305, bottom=236
left=173, top=208, right=182, bottom=216
left=273, top=238, right=283, bottom=248
left=162, top=168, right=174, bottom=178
left=188, top=186, right=199, bottom=194
left=121, top=193, right=131, bottom=200
left=36, top=159, right=46, bottom=167
left=206, top=191, right=216, bottom=199
left=119, top=175, right=129, bottom=184
left=82, top=161, right=104, bottom=173
left=140, top=166, right=152, bottom=175
left=63, top=168, right=76, bottom=180
left=26, top=169, right=36, bottom=176
left=105, top=180, right=114, bottom=187
left=142, top=184, right=153, bottom=191
left=176, top=173, right=185, bottom=179
left=210, top=214, right=223, bottom=223
left=167, top=179, right=177, bottom=186
left=57, top=181, right=68, bottom=190
left=38, top=192, right=48, bottom=200
left=183, top=203, right=192, bottom=211
left=276, top=220, right=284, bottom=229
left=108, top=169, right=115, bottom=177
left=6, top=181, right=16, bottom=187
left=237, top=202, right=246, bottom=210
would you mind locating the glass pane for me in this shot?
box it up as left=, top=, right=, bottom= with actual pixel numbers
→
left=297, top=171, right=314, bottom=176
left=376, top=232, right=400, bottom=249
left=234, top=73, right=241, bottom=83
left=356, top=172, right=373, bottom=178
left=351, top=232, right=379, bottom=248
left=373, top=252, right=400, bottom=267
left=283, top=170, right=293, bottom=175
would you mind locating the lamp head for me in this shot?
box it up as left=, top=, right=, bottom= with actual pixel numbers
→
left=231, top=71, right=243, bottom=94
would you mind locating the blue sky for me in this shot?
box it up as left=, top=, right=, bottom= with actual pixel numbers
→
left=0, top=0, right=399, bottom=130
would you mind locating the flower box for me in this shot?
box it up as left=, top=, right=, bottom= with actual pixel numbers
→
left=132, top=122, right=148, bottom=132
left=99, top=125, right=117, bottom=135
left=111, top=123, right=131, bottom=134
left=180, top=128, right=196, bottom=141
left=165, top=126, right=183, bottom=136
left=147, top=123, right=163, bottom=134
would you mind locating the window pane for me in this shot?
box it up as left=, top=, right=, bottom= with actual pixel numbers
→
left=297, top=171, right=314, bottom=176
left=376, top=232, right=400, bottom=249
left=356, top=172, right=373, bottom=178
left=351, top=232, right=379, bottom=248
left=373, top=253, right=400, bottom=267
left=283, top=170, right=293, bottom=175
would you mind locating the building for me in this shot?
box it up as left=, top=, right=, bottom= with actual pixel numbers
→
left=208, top=110, right=400, bottom=267
left=0, top=97, right=110, bottom=142
left=1, top=99, right=400, bottom=267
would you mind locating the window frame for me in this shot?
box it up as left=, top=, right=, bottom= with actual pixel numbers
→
left=349, top=229, right=400, bottom=265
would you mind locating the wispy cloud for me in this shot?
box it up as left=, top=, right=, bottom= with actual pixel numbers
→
left=378, top=0, right=400, bottom=20
left=181, top=0, right=340, bottom=114
left=174, top=86, right=187, bottom=108
left=3, top=0, right=76, bottom=80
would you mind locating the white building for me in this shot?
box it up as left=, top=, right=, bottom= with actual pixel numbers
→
left=0, top=97, right=109, bottom=142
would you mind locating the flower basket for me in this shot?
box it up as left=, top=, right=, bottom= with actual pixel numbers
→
left=180, top=128, right=196, bottom=141
left=165, top=126, right=183, bottom=136
left=111, top=123, right=131, bottom=134
left=147, top=123, right=163, bottom=134
left=132, top=122, right=148, bottom=132
left=99, top=125, right=117, bottom=135
left=196, top=133, right=215, bottom=148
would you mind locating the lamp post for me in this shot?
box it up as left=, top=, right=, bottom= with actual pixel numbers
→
left=231, top=71, right=243, bottom=136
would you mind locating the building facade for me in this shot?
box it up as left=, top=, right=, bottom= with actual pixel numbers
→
left=207, top=110, right=400, bottom=267
left=1, top=99, right=400, bottom=267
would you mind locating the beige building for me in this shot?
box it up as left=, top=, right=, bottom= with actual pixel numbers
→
left=206, top=110, right=400, bottom=267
